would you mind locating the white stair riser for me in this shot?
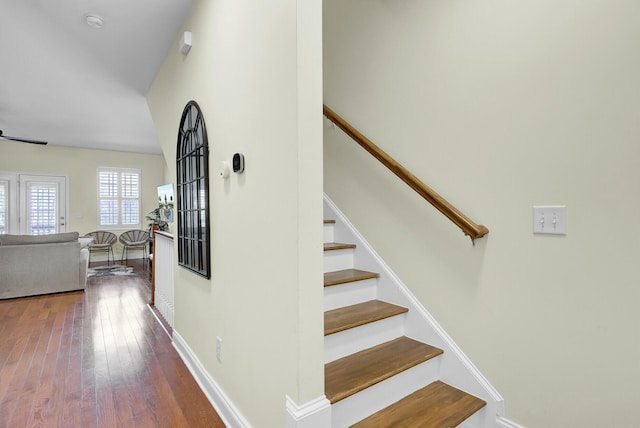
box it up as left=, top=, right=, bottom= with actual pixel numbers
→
left=323, top=223, right=335, bottom=243
left=323, top=249, right=354, bottom=272
left=331, top=358, right=442, bottom=428
left=323, top=278, right=377, bottom=311
left=458, top=407, right=486, bottom=428
left=324, top=314, right=405, bottom=363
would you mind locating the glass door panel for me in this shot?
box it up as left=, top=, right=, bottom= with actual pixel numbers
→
left=0, top=173, right=18, bottom=234
left=19, top=175, right=67, bottom=235
left=0, top=180, right=7, bottom=234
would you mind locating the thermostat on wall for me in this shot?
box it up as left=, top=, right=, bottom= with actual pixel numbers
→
left=232, top=153, right=245, bottom=173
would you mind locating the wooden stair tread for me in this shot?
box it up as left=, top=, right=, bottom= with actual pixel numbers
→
left=324, top=269, right=378, bottom=287
left=324, top=242, right=356, bottom=251
left=325, top=300, right=408, bottom=336
left=352, top=380, right=486, bottom=428
left=325, top=337, right=443, bottom=404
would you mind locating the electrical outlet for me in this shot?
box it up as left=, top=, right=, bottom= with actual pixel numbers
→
left=533, top=205, right=566, bottom=235
left=216, top=336, right=223, bottom=363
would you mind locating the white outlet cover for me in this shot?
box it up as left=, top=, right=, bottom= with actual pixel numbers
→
left=533, top=205, right=566, bottom=235
left=216, top=336, right=223, bottom=363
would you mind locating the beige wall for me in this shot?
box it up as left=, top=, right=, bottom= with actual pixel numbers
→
left=0, top=141, right=165, bottom=255
left=324, top=0, right=640, bottom=427
left=147, top=0, right=324, bottom=425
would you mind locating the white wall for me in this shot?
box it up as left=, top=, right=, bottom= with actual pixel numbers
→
left=147, top=0, right=324, bottom=426
left=323, top=1, right=640, bottom=426
left=0, top=141, right=165, bottom=255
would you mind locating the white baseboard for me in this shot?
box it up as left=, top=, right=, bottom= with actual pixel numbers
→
left=497, top=416, right=525, bottom=428
left=173, top=330, right=250, bottom=428
left=286, top=395, right=331, bottom=428
left=146, top=304, right=171, bottom=339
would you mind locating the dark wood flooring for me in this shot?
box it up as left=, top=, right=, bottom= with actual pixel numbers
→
left=0, top=260, right=225, bottom=428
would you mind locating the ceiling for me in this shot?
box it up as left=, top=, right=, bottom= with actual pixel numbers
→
left=0, top=0, right=193, bottom=154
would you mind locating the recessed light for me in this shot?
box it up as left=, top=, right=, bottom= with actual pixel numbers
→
left=85, top=14, right=104, bottom=29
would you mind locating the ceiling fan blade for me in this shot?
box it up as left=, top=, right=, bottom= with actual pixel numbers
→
left=0, top=131, right=48, bottom=145
left=1, top=136, right=48, bottom=145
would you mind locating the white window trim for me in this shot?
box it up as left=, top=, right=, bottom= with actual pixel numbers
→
left=97, top=167, right=141, bottom=230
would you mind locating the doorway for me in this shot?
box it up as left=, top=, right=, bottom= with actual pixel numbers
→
left=0, top=172, right=67, bottom=235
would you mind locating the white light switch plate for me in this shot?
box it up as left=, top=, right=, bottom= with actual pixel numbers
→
left=533, top=205, right=566, bottom=235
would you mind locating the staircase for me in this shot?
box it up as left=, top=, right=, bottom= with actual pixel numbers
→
left=323, top=196, right=503, bottom=427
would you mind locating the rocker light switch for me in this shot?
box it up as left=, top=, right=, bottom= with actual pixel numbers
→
left=533, top=206, right=566, bottom=235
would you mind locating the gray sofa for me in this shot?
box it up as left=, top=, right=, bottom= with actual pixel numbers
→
left=0, top=232, right=89, bottom=299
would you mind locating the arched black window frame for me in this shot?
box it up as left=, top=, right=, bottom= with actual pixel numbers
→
left=176, top=100, right=211, bottom=278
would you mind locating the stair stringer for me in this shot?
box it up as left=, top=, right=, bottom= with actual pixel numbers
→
left=323, top=194, right=505, bottom=426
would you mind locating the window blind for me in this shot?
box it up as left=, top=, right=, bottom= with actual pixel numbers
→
left=28, top=183, right=57, bottom=235
left=98, top=168, right=141, bottom=229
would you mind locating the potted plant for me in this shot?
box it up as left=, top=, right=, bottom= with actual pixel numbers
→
left=146, top=208, right=168, bottom=234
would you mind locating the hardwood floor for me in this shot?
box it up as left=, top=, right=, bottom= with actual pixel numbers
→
left=0, top=260, right=224, bottom=428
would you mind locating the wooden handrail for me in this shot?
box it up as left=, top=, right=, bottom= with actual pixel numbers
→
left=323, top=104, right=489, bottom=241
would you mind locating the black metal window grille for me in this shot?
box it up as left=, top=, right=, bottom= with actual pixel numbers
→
left=176, top=101, right=211, bottom=278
